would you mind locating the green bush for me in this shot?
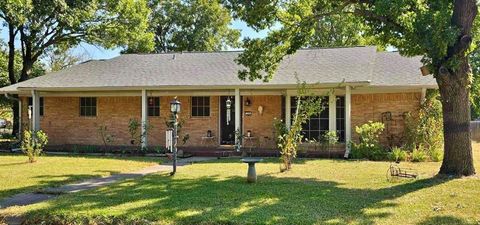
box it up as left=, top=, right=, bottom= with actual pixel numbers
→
left=404, top=90, right=443, bottom=161
left=411, top=149, right=428, bottom=162
left=21, top=130, right=49, bottom=163
left=428, top=147, right=444, bottom=162
left=389, top=147, right=408, bottom=162
left=351, top=121, right=386, bottom=160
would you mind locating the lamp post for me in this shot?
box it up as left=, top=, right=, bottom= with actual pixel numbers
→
left=170, top=97, right=181, bottom=175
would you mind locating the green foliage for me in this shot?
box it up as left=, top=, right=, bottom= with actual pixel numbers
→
left=322, top=131, right=339, bottom=146
left=0, top=0, right=154, bottom=77
left=21, top=130, right=48, bottom=163
left=128, top=118, right=152, bottom=151
left=469, top=47, right=480, bottom=119
left=404, top=90, right=443, bottom=161
left=276, top=81, right=326, bottom=171
left=429, top=148, right=444, bottom=162
left=351, top=121, right=386, bottom=160
left=127, top=0, right=240, bottom=53
left=388, top=147, right=408, bottom=162
left=273, top=117, right=288, bottom=147
left=411, top=149, right=428, bottom=162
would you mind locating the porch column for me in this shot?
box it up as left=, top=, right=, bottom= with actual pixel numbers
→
left=344, top=85, right=352, bottom=158
left=421, top=88, right=427, bottom=104
left=328, top=91, right=336, bottom=132
left=235, top=88, right=241, bottom=145
left=31, top=90, right=40, bottom=131
left=141, top=89, right=148, bottom=149
left=285, top=93, right=291, bottom=129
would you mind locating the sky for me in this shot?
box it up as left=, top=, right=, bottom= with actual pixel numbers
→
left=0, top=19, right=393, bottom=61
left=0, top=20, right=267, bottom=60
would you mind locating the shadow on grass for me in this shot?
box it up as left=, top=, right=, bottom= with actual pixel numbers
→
left=0, top=174, right=104, bottom=202
left=417, top=216, right=477, bottom=225
left=24, top=173, right=454, bottom=225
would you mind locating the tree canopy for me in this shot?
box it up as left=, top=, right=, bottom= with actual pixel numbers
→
left=128, top=0, right=241, bottom=53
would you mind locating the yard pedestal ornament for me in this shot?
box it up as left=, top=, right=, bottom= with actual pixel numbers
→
left=241, top=158, right=263, bottom=183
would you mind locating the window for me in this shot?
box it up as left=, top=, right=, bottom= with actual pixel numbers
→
left=290, top=96, right=329, bottom=141
left=28, top=97, right=44, bottom=116
left=80, top=97, right=97, bottom=117
left=336, top=96, right=346, bottom=142
left=148, top=97, right=160, bottom=117
left=191, top=96, right=210, bottom=117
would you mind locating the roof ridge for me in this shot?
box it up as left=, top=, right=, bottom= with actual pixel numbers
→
left=120, top=46, right=375, bottom=56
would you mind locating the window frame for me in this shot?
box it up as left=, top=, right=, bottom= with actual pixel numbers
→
left=79, top=97, right=97, bottom=117
left=290, top=96, right=329, bottom=142
left=191, top=96, right=210, bottom=117
left=28, top=97, right=44, bottom=116
left=148, top=97, right=160, bottom=117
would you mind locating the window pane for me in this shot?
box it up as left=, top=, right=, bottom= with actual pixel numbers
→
left=310, top=119, right=320, bottom=130
left=320, top=119, right=329, bottom=130
left=310, top=131, right=320, bottom=141
left=191, top=97, right=210, bottom=117
left=204, top=97, right=210, bottom=106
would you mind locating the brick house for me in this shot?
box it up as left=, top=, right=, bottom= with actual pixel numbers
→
left=0, top=46, right=436, bottom=157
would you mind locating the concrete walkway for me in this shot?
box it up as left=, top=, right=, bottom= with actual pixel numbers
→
left=0, top=157, right=217, bottom=224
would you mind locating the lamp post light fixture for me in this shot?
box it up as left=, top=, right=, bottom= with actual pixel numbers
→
left=170, top=97, right=181, bottom=175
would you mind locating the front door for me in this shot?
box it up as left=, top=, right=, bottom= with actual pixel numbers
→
left=220, top=96, right=236, bottom=145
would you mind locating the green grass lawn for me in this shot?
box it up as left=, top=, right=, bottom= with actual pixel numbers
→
left=2, top=146, right=479, bottom=225
left=0, top=154, right=160, bottom=201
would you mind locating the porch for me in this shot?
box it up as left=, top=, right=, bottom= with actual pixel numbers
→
left=25, top=86, right=351, bottom=155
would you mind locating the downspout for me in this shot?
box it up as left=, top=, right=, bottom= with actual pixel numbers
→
left=4, top=93, right=21, bottom=138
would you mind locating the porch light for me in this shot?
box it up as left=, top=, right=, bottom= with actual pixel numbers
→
left=226, top=97, right=232, bottom=109
left=170, top=97, right=181, bottom=114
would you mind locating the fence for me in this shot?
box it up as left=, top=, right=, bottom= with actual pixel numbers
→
left=471, top=121, right=480, bottom=141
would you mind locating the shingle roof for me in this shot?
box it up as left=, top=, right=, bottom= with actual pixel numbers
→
left=0, top=46, right=436, bottom=93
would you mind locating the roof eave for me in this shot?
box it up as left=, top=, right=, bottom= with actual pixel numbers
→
left=9, top=81, right=372, bottom=92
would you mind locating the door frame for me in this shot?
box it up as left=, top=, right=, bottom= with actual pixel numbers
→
left=218, top=96, right=242, bottom=146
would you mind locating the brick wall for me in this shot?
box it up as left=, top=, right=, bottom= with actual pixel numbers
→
left=21, top=96, right=220, bottom=148
left=351, top=92, right=421, bottom=147
left=20, top=92, right=421, bottom=150
left=242, top=95, right=282, bottom=148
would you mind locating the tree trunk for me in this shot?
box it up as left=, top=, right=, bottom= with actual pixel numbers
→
left=7, top=24, right=20, bottom=136
left=436, top=59, right=475, bottom=176
left=435, top=0, right=477, bottom=176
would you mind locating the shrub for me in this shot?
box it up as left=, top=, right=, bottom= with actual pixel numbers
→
left=21, top=130, right=48, bottom=163
left=98, top=125, right=115, bottom=154
left=429, top=147, right=444, bottom=162
left=276, top=80, right=327, bottom=172
left=389, top=147, right=408, bottom=162
left=404, top=90, right=443, bottom=160
left=351, top=121, right=386, bottom=160
left=411, top=149, right=428, bottom=162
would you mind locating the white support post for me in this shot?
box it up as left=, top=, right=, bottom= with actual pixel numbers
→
left=344, top=86, right=352, bottom=158
left=285, top=93, right=291, bottom=129
left=31, top=90, right=40, bottom=131
left=141, top=89, right=148, bottom=149
left=328, top=91, right=336, bottom=132
left=421, top=88, right=427, bottom=104
left=235, top=88, right=241, bottom=147
left=18, top=100, right=22, bottom=137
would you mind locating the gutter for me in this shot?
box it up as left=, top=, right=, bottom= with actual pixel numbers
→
left=13, top=81, right=372, bottom=92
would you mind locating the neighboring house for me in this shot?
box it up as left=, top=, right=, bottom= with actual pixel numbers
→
left=0, top=46, right=436, bottom=156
